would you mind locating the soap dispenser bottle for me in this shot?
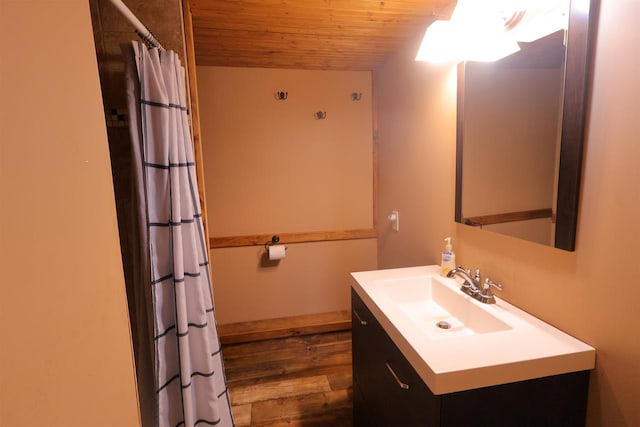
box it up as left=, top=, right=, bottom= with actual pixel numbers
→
left=441, top=237, right=456, bottom=276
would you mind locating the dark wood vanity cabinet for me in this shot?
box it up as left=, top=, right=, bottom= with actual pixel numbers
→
left=351, top=289, right=591, bottom=427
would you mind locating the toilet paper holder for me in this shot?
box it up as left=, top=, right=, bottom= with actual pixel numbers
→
left=264, top=235, right=288, bottom=252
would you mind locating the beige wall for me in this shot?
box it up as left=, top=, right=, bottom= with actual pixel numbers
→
left=210, top=240, right=377, bottom=324
left=197, top=67, right=377, bottom=323
left=197, top=66, right=373, bottom=235
left=375, top=41, right=458, bottom=269
left=376, top=0, right=640, bottom=425
left=0, top=1, right=140, bottom=426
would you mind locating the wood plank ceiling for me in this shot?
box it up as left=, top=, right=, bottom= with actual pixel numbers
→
left=190, top=0, right=456, bottom=71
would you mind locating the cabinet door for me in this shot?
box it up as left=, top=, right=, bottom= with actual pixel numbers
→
left=352, top=376, right=371, bottom=426
left=352, top=290, right=440, bottom=427
left=352, top=289, right=388, bottom=426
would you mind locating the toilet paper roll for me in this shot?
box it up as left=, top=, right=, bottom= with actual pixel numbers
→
left=268, top=244, right=286, bottom=261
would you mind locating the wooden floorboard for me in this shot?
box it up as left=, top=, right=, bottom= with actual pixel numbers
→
left=222, top=330, right=353, bottom=427
left=231, top=376, right=332, bottom=406
left=251, top=390, right=353, bottom=427
left=232, top=404, right=252, bottom=426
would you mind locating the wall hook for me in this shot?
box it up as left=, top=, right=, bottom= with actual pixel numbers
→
left=351, top=92, right=362, bottom=101
left=315, top=111, right=327, bottom=120
left=275, top=91, right=288, bottom=100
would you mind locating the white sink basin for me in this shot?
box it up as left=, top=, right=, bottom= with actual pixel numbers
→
left=351, top=265, right=595, bottom=395
left=376, top=276, right=511, bottom=338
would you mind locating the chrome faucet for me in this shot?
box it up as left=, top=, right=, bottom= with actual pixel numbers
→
left=446, top=267, right=481, bottom=296
left=446, top=266, right=503, bottom=304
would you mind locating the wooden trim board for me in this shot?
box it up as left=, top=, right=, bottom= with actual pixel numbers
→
left=183, top=0, right=214, bottom=268
left=463, top=208, right=553, bottom=226
left=371, top=72, right=379, bottom=230
left=210, top=228, right=377, bottom=249
left=218, top=310, right=352, bottom=345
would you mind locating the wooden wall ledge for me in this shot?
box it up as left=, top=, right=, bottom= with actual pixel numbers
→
left=463, top=208, right=553, bottom=226
left=218, top=310, right=352, bottom=345
left=210, top=228, right=377, bottom=249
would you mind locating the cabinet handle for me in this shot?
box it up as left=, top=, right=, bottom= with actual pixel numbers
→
left=353, top=309, right=367, bottom=326
left=385, top=362, right=410, bottom=390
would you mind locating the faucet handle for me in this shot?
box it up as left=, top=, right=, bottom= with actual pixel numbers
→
left=484, top=278, right=503, bottom=291
left=480, top=278, right=502, bottom=304
left=474, top=269, right=481, bottom=284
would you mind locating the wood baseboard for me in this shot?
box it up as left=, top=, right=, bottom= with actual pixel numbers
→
left=218, top=310, right=352, bottom=345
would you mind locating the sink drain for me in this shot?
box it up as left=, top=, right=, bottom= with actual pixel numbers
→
left=436, top=320, right=451, bottom=330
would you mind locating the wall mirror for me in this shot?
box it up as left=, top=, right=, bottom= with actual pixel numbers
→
left=455, top=0, right=599, bottom=251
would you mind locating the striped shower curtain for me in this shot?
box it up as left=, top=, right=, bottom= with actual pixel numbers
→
left=125, top=41, right=233, bottom=427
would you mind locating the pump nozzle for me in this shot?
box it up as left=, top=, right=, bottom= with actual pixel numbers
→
left=444, top=237, right=452, bottom=251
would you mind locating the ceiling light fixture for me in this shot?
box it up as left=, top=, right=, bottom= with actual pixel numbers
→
left=416, top=0, right=570, bottom=63
left=415, top=20, right=461, bottom=63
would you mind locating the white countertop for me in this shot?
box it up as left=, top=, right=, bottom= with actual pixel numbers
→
left=351, top=265, right=596, bottom=395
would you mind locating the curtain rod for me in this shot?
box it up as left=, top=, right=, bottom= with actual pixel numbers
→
left=107, top=0, right=165, bottom=50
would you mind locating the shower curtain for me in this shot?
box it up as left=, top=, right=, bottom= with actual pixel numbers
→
left=124, top=41, right=233, bottom=427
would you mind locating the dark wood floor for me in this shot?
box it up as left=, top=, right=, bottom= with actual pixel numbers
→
left=222, top=330, right=354, bottom=427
